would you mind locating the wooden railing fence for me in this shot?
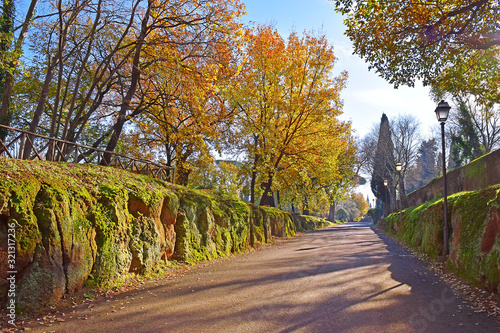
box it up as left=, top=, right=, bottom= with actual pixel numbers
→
left=0, top=124, right=175, bottom=182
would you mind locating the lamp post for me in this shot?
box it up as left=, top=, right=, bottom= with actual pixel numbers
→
left=383, top=179, right=388, bottom=217
left=396, top=162, right=402, bottom=215
left=435, top=100, right=451, bottom=256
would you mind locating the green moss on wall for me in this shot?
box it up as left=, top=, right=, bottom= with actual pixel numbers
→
left=382, top=184, right=500, bottom=296
left=0, top=158, right=332, bottom=311
left=463, top=158, right=487, bottom=188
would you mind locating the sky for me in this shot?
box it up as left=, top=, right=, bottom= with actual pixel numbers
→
left=241, top=0, right=442, bottom=202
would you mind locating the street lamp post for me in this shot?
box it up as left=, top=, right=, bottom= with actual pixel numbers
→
left=435, top=100, right=451, bottom=256
left=383, top=179, right=388, bottom=217
left=396, top=162, right=402, bottom=218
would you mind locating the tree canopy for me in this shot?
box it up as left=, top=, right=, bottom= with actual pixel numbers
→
left=227, top=25, right=355, bottom=208
left=333, top=0, right=500, bottom=101
left=0, top=2, right=358, bottom=215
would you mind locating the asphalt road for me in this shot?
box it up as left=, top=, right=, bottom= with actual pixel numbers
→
left=26, top=222, right=500, bottom=332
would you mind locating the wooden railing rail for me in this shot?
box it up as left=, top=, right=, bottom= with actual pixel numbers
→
left=0, top=124, right=175, bottom=182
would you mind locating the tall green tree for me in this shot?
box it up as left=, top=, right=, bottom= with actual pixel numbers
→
left=406, top=139, right=439, bottom=193
left=448, top=103, right=483, bottom=169
left=371, top=113, right=395, bottom=215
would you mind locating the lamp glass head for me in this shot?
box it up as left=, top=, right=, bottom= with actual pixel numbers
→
left=435, top=100, right=451, bottom=122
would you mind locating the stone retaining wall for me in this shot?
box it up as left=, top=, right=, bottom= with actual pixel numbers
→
left=0, top=158, right=331, bottom=312
left=382, top=184, right=500, bottom=297
left=405, top=148, right=500, bottom=208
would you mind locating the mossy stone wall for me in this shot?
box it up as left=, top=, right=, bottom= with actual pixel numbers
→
left=0, top=158, right=330, bottom=311
left=382, top=185, right=500, bottom=296
left=405, top=148, right=500, bottom=209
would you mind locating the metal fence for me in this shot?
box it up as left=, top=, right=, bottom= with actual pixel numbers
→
left=0, top=124, right=175, bottom=182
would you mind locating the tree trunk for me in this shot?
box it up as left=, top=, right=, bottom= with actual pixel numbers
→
left=303, top=196, right=309, bottom=215
left=259, top=174, right=275, bottom=207
left=400, top=175, right=408, bottom=209
left=69, top=0, right=139, bottom=145
left=327, top=201, right=336, bottom=222
left=383, top=187, right=389, bottom=217
left=260, top=190, right=275, bottom=206
left=390, top=185, right=397, bottom=214
left=23, top=59, right=57, bottom=159
left=103, top=1, right=151, bottom=163
left=176, top=166, right=190, bottom=186
left=62, top=0, right=103, bottom=143
left=259, top=150, right=286, bottom=207
left=0, top=71, right=13, bottom=141
left=24, top=0, right=78, bottom=159
left=250, top=170, right=256, bottom=204
left=174, top=146, right=193, bottom=186
left=250, top=134, right=260, bottom=204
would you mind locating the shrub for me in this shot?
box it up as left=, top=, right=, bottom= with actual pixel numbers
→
left=335, top=208, right=349, bottom=221
left=367, top=208, right=383, bottom=223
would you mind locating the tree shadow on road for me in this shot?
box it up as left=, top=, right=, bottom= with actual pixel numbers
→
left=25, top=223, right=500, bottom=333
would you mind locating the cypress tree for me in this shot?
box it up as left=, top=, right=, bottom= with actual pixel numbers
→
left=370, top=114, right=395, bottom=214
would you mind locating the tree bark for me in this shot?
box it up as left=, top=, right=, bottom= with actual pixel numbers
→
left=176, top=166, right=191, bottom=186
left=327, top=201, right=336, bottom=222
left=249, top=134, right=260, bottom=204
left=399, top=174, right=409, bottom=209
left=259, top=173, right=275, bottom=207
left=250, top=169, right=257, bottom=204
left=303, top=195, right=309, bottom=215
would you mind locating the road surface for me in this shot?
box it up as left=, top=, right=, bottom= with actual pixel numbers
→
left=25, top=222, right=500, bottom=332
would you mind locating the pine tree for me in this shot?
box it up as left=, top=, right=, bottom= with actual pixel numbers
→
left=406, top=139, right=439, bottom=192
left=449, top=103, right=483, bottom=169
